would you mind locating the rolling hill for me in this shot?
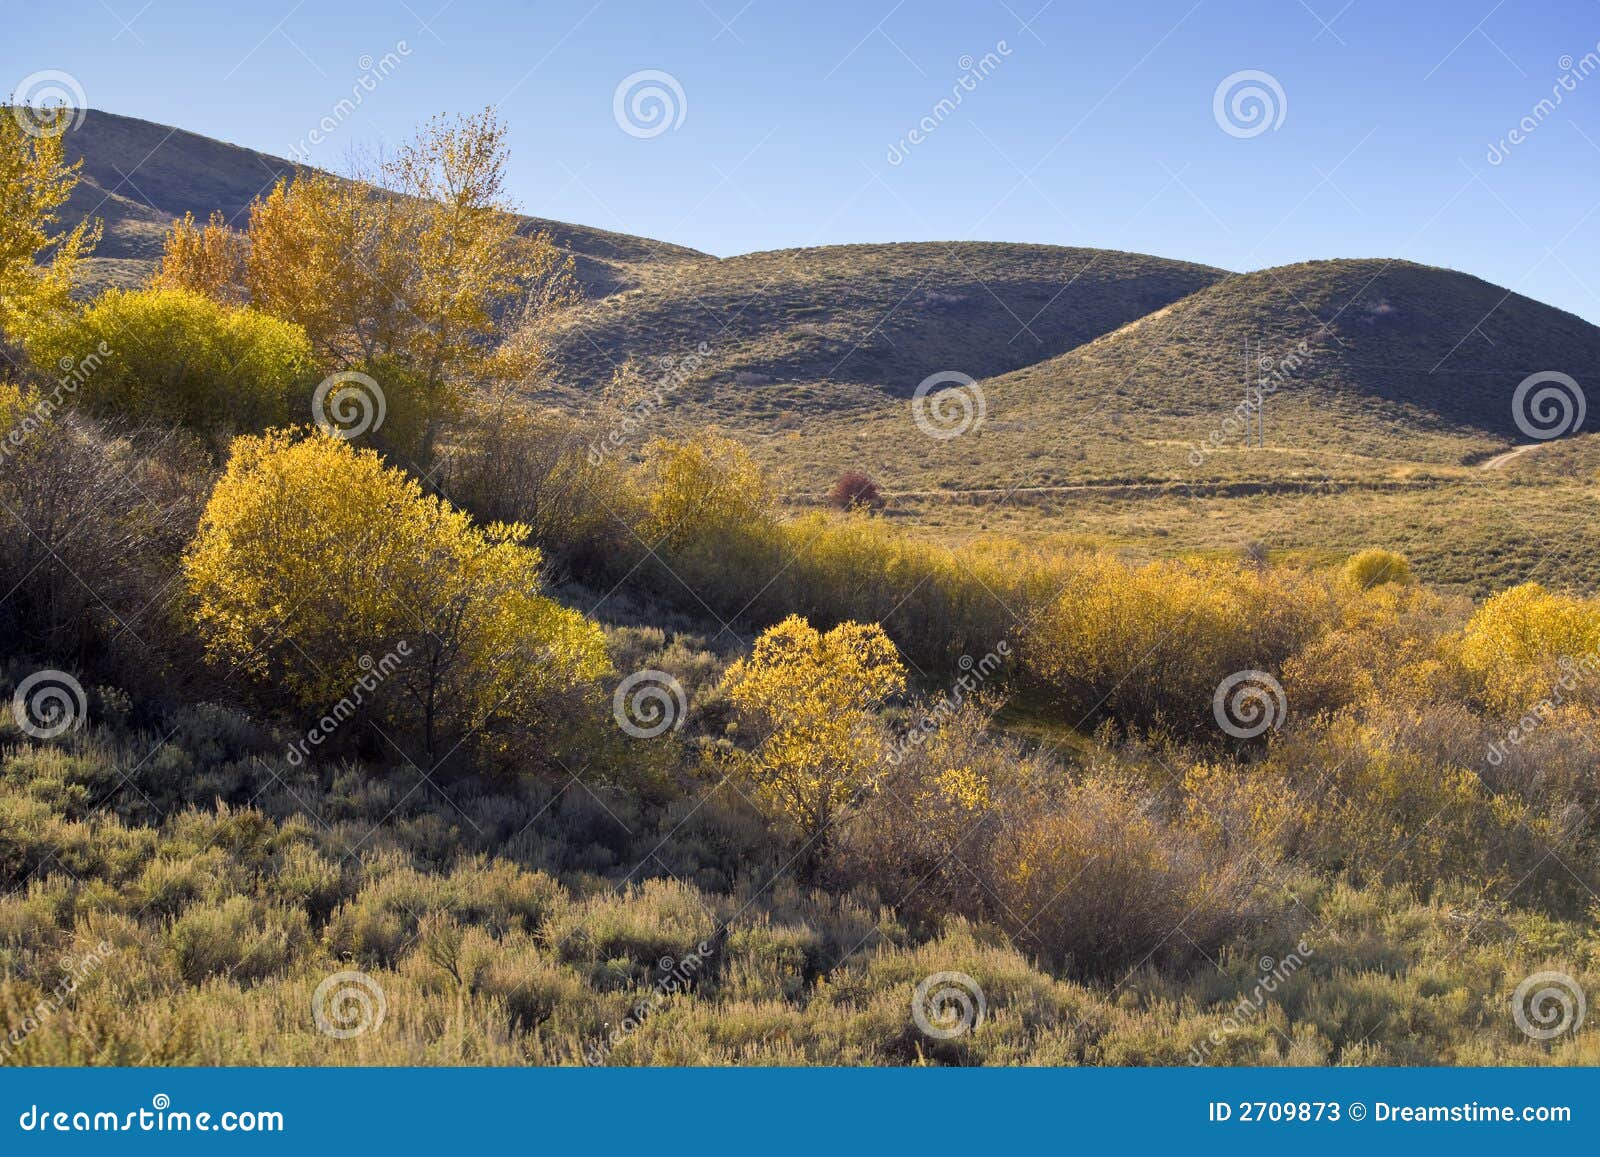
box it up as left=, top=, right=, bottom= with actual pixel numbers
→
left=993, top=258, right=1600, bottom=448
left=541, top=242, right=1228, bottom=403
left=736, top=258, right=1600, bottom=495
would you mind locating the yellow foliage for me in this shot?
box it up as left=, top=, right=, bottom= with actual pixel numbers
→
left=1456, top=582, right=1600, bottom=714
left=1341, top=548, right=1412, bottom=590
left=1024, top=553, right=1332, bottom=732
left=921, top=765, right=991, bottom=816
left=1253, top=712, right=1537, bottom=888
left=24, top=287, right=315, bottom=431
left=241, top=110, right=576, bottom=465
left=183, top=430, right=607, bottom=762
left=0, top=109, right=98, bottom=339
left=640, top=432, right=778, bottom=550
left=149, top=210, right=247, bottom=302
left=1281, top=581, right=1450, bottom=716
left=720, top=615, right=906, bottom=846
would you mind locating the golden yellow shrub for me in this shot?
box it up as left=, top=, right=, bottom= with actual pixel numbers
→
left=1456, top=582, right=1600, bottom=714
left=640, top=432, right=778, bottom=550
left=1023, top=554, right=1333, bottom=733
left=24, top=287, right=314, bottom=431
left=719, top=615, right=905, bottom=853
left=1341, top=548, right=1412, bottom=590
left=184, top=430, right=607, bottom=763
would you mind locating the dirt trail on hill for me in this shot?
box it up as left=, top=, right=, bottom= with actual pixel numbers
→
left=1479, top=442, right=1552, bottom=470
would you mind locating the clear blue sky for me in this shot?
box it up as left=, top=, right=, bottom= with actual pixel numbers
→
left=8, top=0, right=1600, bottom=321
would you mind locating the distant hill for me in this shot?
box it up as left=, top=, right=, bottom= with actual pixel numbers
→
left=992, top=259, right=1600, bottom=445
left=56, top=110, right=710, bottom=297
left=542, top=242, right=1228, bottom=400
left=724, top=259, right=1600, bottom=496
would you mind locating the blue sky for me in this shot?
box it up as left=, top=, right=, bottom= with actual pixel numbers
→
left=8, top=0, right=1600, bottom=321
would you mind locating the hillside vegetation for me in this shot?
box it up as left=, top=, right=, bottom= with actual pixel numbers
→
left=542, top=242, right=1227, bottom=405
left=61, top=114, right=1600, bottom=489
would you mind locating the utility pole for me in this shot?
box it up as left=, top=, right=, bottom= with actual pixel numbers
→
left=1243, top=338, right=1252, bottom=449
left=1243, top=338, right=1260, bottom=449
left=1244, top=337, right=1266, bottom=448
left=1257, top=344, right=1266, bottom=448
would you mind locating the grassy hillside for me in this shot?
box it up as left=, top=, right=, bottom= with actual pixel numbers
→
left=682, top=260, right=1600, bottom=595
left=998, top=258, right=1600, bottom=451
left=751, top=259, right=1600, bottom=491
left=544, top=242, right=1227, bottom=401
left=58, top=110, right=710, bottom=297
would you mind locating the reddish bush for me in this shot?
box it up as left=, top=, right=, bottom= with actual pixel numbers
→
left=827, top=470, right=884, bottom=510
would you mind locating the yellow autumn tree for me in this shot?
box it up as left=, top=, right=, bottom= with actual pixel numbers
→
left=149, top=210, right=247, bottom=302
left=240, top=110, right=576, bottom=465
left=184, top=430, right=608, bottom=765
left=719, top=615, right=906, bottom=865
left=0, top=107, right=99, bottom=342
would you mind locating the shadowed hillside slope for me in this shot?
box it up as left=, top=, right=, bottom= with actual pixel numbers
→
left=544, top=242, right=1229, bottom=400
